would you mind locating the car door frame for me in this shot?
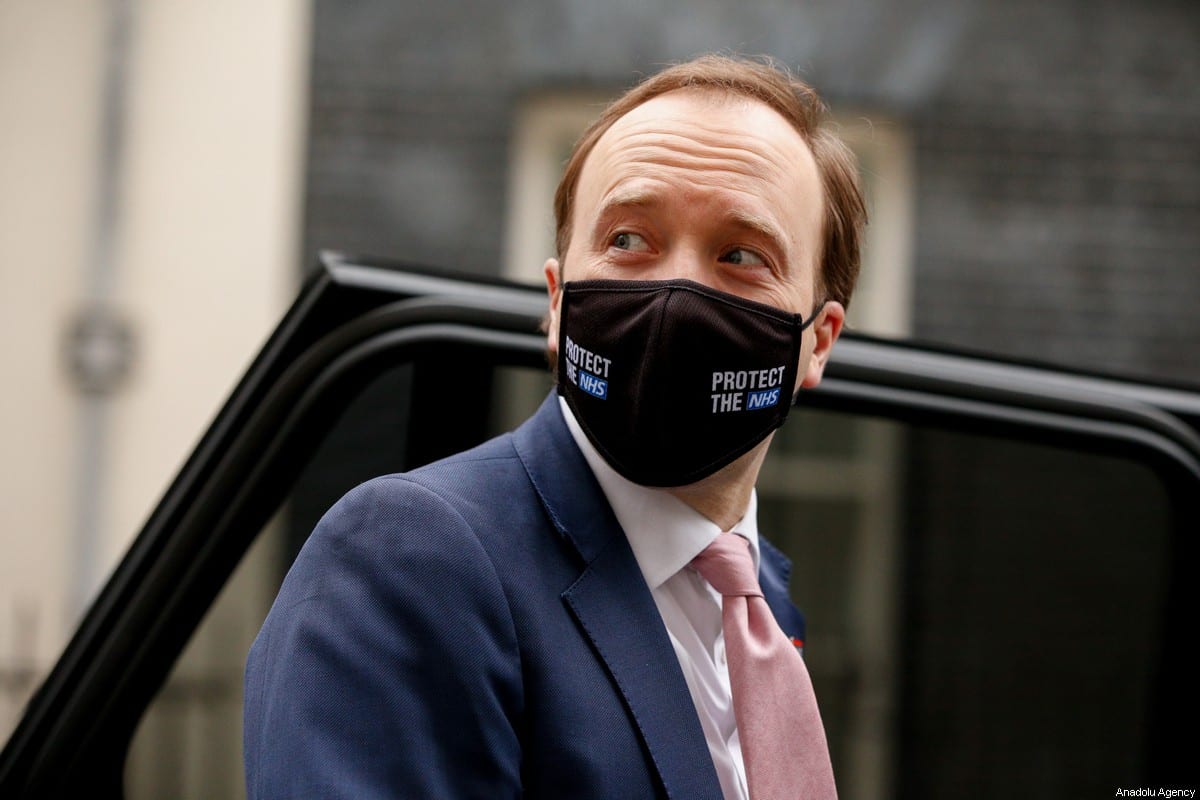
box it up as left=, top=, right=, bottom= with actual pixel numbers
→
left=2, top=252, right=1198, bottom=797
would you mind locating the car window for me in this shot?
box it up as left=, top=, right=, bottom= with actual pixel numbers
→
left=762, top=408, right=1173, bottom=797
left=123, top=358, right=1186, bottom=798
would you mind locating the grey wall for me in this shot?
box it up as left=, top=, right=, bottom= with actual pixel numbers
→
left=303, top=0, right=1200, bottom=383
left=912, top=0, right=1200, bottom=382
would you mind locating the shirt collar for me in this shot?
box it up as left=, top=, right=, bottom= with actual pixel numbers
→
left=558, top=396, right=761, bottom=589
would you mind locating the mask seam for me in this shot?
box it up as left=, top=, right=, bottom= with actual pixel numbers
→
left=567, top=279, right=806, bottom=327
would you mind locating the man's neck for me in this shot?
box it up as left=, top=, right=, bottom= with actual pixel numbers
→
left=665, top=436, right=772, bottom=531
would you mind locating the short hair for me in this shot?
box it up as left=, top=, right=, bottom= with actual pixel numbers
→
left=553, top=55, right=867, bottom=309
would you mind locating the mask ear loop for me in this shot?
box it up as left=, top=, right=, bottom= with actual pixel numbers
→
left=796, top=299, right=828, bottom=332
left=787, top=299, right=828, bottom=410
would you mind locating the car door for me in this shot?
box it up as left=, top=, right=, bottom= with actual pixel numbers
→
left=2, top=253, right=1197, bottom=798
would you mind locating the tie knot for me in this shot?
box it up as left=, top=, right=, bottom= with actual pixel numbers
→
left=690, top=532, right=763, bottom=598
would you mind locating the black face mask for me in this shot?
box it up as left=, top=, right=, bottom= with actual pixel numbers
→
left=557, top=278, right=821, bottom=487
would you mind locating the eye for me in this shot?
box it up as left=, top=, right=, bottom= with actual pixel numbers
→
left=719, top=248, right=767, bottom=267
left=610, top=232, right=650, bottom=252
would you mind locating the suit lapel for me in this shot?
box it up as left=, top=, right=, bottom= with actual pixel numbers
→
left=514, top=394, right=723, bottom=800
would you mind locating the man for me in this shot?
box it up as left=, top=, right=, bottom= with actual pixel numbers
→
left=244, top=54, right=865, bottom=799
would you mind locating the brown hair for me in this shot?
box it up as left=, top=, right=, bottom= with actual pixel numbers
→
left=552, top=55, right=867, bottom=309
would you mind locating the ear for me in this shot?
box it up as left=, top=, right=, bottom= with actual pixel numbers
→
left=543, top=258, right=563, bottom=358
left=799, top=300, right=845, bottom=389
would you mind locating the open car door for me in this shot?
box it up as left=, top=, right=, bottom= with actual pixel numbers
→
left=3, top=253, right=1198, bottom=798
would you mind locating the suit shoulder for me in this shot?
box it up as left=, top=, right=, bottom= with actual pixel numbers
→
left=409, top=429, right=525, bottom=487
left=309, top=429, right=542, bottom=561
left=403, top=432, right=543, bottom=527
left=321, top=430, right=522, bottom=522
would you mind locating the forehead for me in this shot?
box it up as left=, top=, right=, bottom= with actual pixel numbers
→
left=603, top=88, right=805, bottom=148
left=587, top=88, right=818, bottom=184
left=575, top=88, right=823, bottom=263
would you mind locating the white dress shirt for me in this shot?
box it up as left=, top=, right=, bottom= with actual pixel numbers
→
left=559, top=397, right=758, bottom=800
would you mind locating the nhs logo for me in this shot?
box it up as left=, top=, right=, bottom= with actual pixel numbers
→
left=564, top=336, right=612, bottom=400
left=578, top=370, right=608, bottom=399
left=746, top=387, right=781, bottom=410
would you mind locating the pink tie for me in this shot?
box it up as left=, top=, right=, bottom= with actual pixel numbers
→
left=691, top=532, right=837, bottom=800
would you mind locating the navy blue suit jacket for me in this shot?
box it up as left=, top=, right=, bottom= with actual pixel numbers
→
left=244, top=393, right=806, bottom=798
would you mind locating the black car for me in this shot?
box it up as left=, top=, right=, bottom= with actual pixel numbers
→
left=3, top=254, right=1197, bottom=798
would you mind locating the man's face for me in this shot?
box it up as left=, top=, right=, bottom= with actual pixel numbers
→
left=544, top=88, right=844, bottom=390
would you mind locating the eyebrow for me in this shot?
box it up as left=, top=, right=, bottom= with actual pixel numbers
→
left=595, top=187, right=662, bottom=219
left=599, top=188, right=786, bottom=237
left=587, top=188, right=663, bottom=244
left=592, top=186, right=794, bottom=262
left=725, top=208, right=789, bottom=250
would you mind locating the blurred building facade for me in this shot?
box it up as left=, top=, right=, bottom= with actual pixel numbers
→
left=0, top=0, right=309, bottom=746
left=1, top=0, right=1197, bottom=796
